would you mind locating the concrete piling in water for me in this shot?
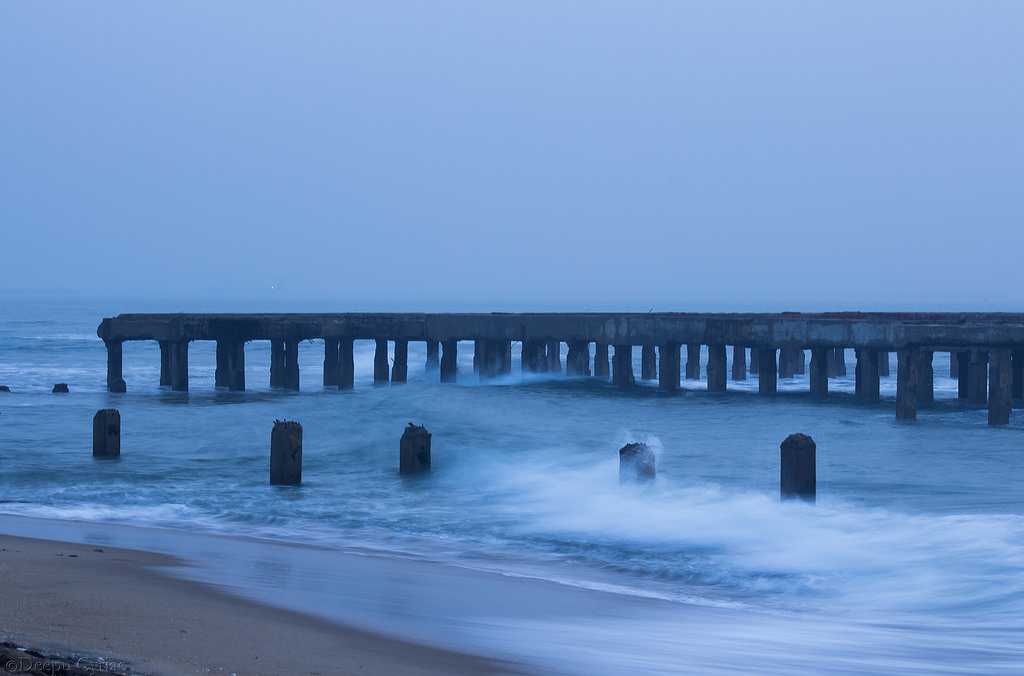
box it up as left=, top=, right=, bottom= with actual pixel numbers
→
left=731, top=346, right=747, bottom=381
left=270, top=339, right=285, bottom=389
left=641, top=345, right=657, bottom=380
left=619, top=442, right=656, bottom=483
left=988, top=349, right=1012, bottom=426
left=659, top=343, right=680, bottom=392
left=566, top=341, right=590, bottom=376
left=158, top=341, right=172, bottom=387
left=1013, top=350, right=1023, bottom=403
left=283, top=339, right=300, bottom=391
left=323, top=338, right=340, bottom=387
left=855, top=348, right=880, bottom=403
left=374, top=339, right=390, bottom=384
left=612, top=345, right=634, bottom=387
left=810, top=347, right=828, bottom=399
left=546, top=340, right=561, bottom=374
left=270, top=420, right=302, bottom=485
left=502, top=340, right=513, bottom=375
left=916, top=350, right=934, bottom=407
left=594, top=343, right=610, bottom=379
left=392, top=340, right=409, bottom=383
left=707, top=344, right=727, bottom=392
left=440, top=339, right=458, bottom=383
left=969, top=351, right=988, bottom=404
left=339, top=338, right=354, bottom=390
left=950, top=351, right=960, bottom=378
left=426, top=340, right=440, bottom=371
left=214, top=339, right=245, bottom=391
left=685, top=343, right=701, bottom=380
left=749, top=347, right=759, bottom=374
left=779, top=433, right=815, bottom=502
left=878, top=351, right=891, bottom=377
left=92, top=409, right=120, bottom=458
left=827, top=348, right=847, bottom=378
left=106, top=340, right=126, bottom=393
left=170, top=340, right=189, bottom=392
left=399, top=423, right=432, bottom=474
left=896, top=348, right=919, bottom=421
left=779, top=347, right=797, bottom=379
left=757, top=348, right=777, bottom=395
left=215, top=340, right=229, bottom=388
left=473, top=340, right=481, bottom=374
left=52, top=383, right=69, bottom=393
left=794, top=349, right=805, bottom=375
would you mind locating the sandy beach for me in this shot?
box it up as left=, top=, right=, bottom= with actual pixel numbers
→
left=0, top=532, right=518, bottom=675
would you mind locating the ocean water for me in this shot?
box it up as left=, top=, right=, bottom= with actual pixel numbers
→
left=1, top=298, right=1022, bottom=674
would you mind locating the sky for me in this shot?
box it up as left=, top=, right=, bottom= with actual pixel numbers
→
left=1, top=2, right=1021, bottom=311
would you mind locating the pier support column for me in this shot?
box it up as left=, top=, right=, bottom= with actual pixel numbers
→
left=749, top=347, right=759, bottom=374
left=731, top=346, right=747, bottom=381
left=827, top=348, right=847, bottom=377
left=392, top=340, right=409, bottom=383
left=339, top=338, right=354, bottom=390
left=374, top=339, right=390, bottom=384
left=323, top=338, right=340, bottom=387
left=810, top=347, right=828, bottom=399
left=1013, top=350, right=1023, bottom=404
left=950, top=351, right=960, bottom=378
left=969, top=350, right=988, bottom=404
left=685, top=343, right=701, bottom=380
left=594, top=343, right=610, bottom=379
left=270, top=420, right=302, bottom=486
left=93, top=408, right=121, bottom=458
left=988, top=349, right=1012, bottom=426
left=878, top=351, right=891, bottom=377
left=215, top=340, right=229, bottom=388
left=502, top=340, right=513, bottom=375
left=896, top=348, right=919, bottom=421
left=546, top=340, right=561, bottom=373
left=473, top=340, right=481, bottom=374
left=440, top=339, right=458, bottom=383
left=916, top=350, right=934, bottom=407
left=957, top=351, right=970, bottom=400
left=223, top=340, right=245, bottom=391
left=170, top=340, right=189, bottom=392
left=566, top=341, right=590, bottom=376
left=105, top=340, right=126, bottom=393
left=659, top=343, right=680, bottom=392
left=159, top=341, right=171, bottom=387
left=757, top=348, right=777, bottom=395
left=612, top=345, right=634, bottom=387
left=795, top=349, right=805, bottom=375
left=855, top=348, right=880, bottom=403
left=707, top=344, right=727, bottom=392
left=270, top=340, right=285, bottom=389
left=641, top=345, right=657, bottom=380
left=779, top=347, right=796, bottom=379
left=284, top=339, right=300, bottom=391
left=426, top=340, right=440, bottom=372
left=521, top=340, right=543, bottom=372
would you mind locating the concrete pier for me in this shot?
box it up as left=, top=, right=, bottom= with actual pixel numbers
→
left=426, top=340, right=439, bottom=371
left=270, top=340, right=284, bottom=389
left=502, top=340, right=513, bottom=375
left=270, top=420, right=302, bottom=486
left=170, top=340, right=189, bottom=392
left=159, top=341, right=171, bottom=387
left=283, top=339, right=300, bottom=391
left=916, top=350, right=934, bottom=407
left=1013, top=350, right=1023, bottom=402
left=757, top=348, right=777, bottom=395
left=827, top=348, right=847, bottom=377
left=566, top=341, right=590, bottom=376
left=659, top=343, right=680, bottom=391
left=969, top=350, right=989, bottom=404
left=105, top=340, right=126, bottom=393
left=440, top=339, right=458, bottom=383
left=392, top=339, right=409, bottom=383
left=779, top=347, right=800, bottom=379
left=878, top=351, right=891, bottom=377
left=339, top=338, right=354, bottom=390
left=896, top=348, right=919, bottom=421
left=707, top=344, right=727, bottom=392
left=399, top=423, right=431, bottom=474
left=957, top=350, right=970, bottom=400
left=950, top=351, right=960, bottom=378
left=988, top=349, right=1012, bottom=426
left=323, top=338, right=340, bottom=387
left=855, top=348, right=880, bottom=403
left=594, top=343, right=610, bottom=379
left=522, top=340, right=545, bottom=372
left=685, top=343, right=701, bottom=380
left=749, top=347, right=759, bottom=374
left=613, top=345, right=634, bottom=387
left=731, top=346, right=746, bottom=381
left=92, top=409, right=120, bottom=458
left=794, top=349, right=805, bottom=375
left=810, top=347, right=828, bottom=399
left=546, top=340, right=561, bottom=373
left=641, top=344, right=657, bottom=380
left=780, top=433, right=815, bottom=502
left=374, top=339, right=389, bottom=384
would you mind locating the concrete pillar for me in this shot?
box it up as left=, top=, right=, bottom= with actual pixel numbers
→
left=619, top=443, right=655, bottom=483
left=707, top=344, right=727, bottom=392
left=566, top=341, right=590, bottom=376
left=969, top=350, right=988, bottom=404
left=546, top=340, right=561, bottom=373
left=106, top=340, right=126, bottom=393
left=159, top=341, right=172, bottom=387
left=855, top=348, right=880, bottom=403
left=392, top=339, right=409, bottom=383
left=731, top=346, right=746, bottom=381
left=659, top=343, right=680, bottom=392
left=339, top=338, right=354, bottom=390
left=170, top=340, right=189, bottom=392
left=270, top=339, right=285, bottom=388
left=477, top=339, right=500, bottom=379
left=594, top=343, right=610, bottom=379
left=1013, top=350, right=1023, bottom=402
left=957, top=350, right=970, bottom=400
left=896, top=348, right=919, bottom=421
left=757, top=348, right=777, bottom=395
left=521, top=340, right=543, bottom=372
left=225, top=340, right=245, bottom=391
left=810, top=347, right=828, bottom=399
left=641, top=345, right=657, bottom=380
left=827, top=348, right=847, bottom=377
left=794, top=349, right=805, bottom=375
left=502, top=340, right=513, bottom=375
left=440, top=339, right=458, bottom=383
left=426, top=340, right=439, bottom=371
left=473, top=340, right=481, bottom=374
left=950, top=351, right=960, bottom=378
left=92, top=409, right=120, bottom=458
left=779, top=347, right=797, bottom=379
left=215, top=340, right=228, bottom=388
left=916, top=350, right=934, bottom=407
left=399, top=423, right=432, bottom=474
left=270, top=420, right=302, bottom=485
left=323, top=338, right=340, bottom=387
left=374, top=339, right=390, bottom=384
left=283, top=339, right=300, bottom=391
left=780, top=434, right=815, bottom=502
left=878, top=351, right=891, bottom=377
left=988, top=349, right=1012, bottom=426
left=612, top=345, right=634, bottom=387
left=749, top=347, right=759, bottom=374
left=685, top=343, right=701, bottom=380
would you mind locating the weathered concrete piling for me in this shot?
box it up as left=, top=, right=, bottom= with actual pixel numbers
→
left=659, top=343, right=680, bottom=391
left=374, top=339, right=389, bottom=384
left=757, top=348, right=777, bottom=395
left=810, top=347, right=828, bottom=399
left=619, top=442, right=656, bottom=483
left=426, top=340, right=440, bottom=371
left=731, top=346, right=746, bottom=381
left=612, top=345, right=634, bottom=387
left=780, top=433, right=815, bottom=502
left=52, top=383, right=69, bottom=393
left=105, top=340, right=126, bottom=393
left=896, top=348, right=919, bottom=421
left=707, top=344, right=727, bottom=392
left=270, top=420, right=302, bottom=485
left=92, top=409, right=120, bottom=458
left=855, top=349, right=880, bottom=403
left=594, top=343, right=610, bottom=379
left=641, top=345, right=657, bottom=380
left=566, top=341, right=591, bottom=376
left=685, top=343, right=701, bottom=380
left=392, top=340, right=409, bottom=383
left=323, top=338, right=340, bottom=387
left=988, top=349, right=1012, bottom=426
left=400, top=423, right=432, bottom=474
left=339, top=338, right=355, bottom=390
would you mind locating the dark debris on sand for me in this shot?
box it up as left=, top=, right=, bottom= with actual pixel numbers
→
left=0, top=642, right=138, bottom=675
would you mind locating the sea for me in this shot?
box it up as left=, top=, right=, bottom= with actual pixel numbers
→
left=1, top=297, right=1022, bottom=674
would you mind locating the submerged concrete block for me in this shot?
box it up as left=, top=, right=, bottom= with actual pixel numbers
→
left=619, top=442, right=656, bottom=483
left=52, top=383, right=69, bottom=393
left=400, top=423, right=431, bottom=474
left=92, top=409, right=120, bottom=458
left=270, top=420, right=302, bottom=485
left=0, top=385, right=10, bottom=392
left=780, top=433, right=815, bottom=502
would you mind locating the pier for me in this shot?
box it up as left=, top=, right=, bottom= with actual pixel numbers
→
left=98, top=313, right=1024, bottom=425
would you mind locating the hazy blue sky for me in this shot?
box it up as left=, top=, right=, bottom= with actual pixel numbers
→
left=2, top=2, right=1021, bottom=310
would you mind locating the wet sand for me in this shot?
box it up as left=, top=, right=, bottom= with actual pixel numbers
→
left=0, top=534, right=519, bottom=675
